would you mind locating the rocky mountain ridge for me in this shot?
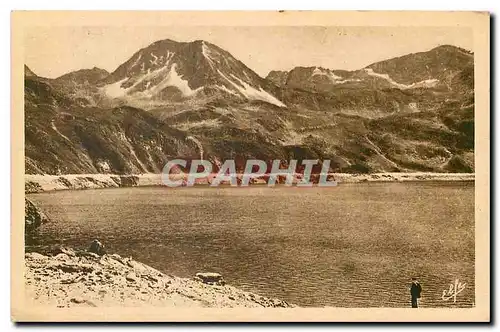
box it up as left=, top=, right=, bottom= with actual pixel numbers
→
left=266, top=45, right=473, bottom=93
left=24, top=41, right=474, bottom=175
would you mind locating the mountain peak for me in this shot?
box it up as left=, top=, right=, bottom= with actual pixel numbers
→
left=364, top=43, right=474, bottom=86
left=102, top=38, right=286, bottom=107
left=55, top=67, right=110, bottom=84
left=151, top=38, right=179, bottom=45
left=146, top=38, right=215, bottom=50
left=431, top=44, right=473, bottom=54
left=266, top=70, right=289, bottom=87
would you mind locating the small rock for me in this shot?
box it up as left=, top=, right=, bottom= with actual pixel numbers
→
left=228, top=296, right=235, bottom=300
left=70, top=297, right=85, bottom=304
left=60, top=277, right=77, bottom=284
left=85, top=300, right=97, bottom=307
left=126, top=273, right=137, bottom=282
left=127, top=260, right=139, bottom=269
left=146, top=275, right=158, bottom=282
left=54, top=253, right=70, bottom=261
left=52, top=247, right=76, bottom=257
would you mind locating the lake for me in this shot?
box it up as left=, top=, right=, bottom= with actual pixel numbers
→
left=27, top=181, right=475, bottom=307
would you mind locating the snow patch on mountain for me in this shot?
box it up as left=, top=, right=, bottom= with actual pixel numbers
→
left=50, top=120, right=72, bottom=143
left=217, top=70, right=285, bottom=107
left=310, top=67, right=363, bottom=85
left=130, top=54, right=142, bottom=69
left=103, top=61, right=201, bottom=98
left=202, top=42, right=215, bottom=69
left=410, top=79, right=440, bottom=89
left=150, top=53, right=160, bottom=66
left=131, top=66, right=170, bottom=90
left=364, top=68, right=439, bottom=89
left=215, top=84, right=239, bottom=96
left=151, top=64, right=202, bottom=97
left=230, top=75, right=286, bottom=107
left=131, top=52, right=175, bottom=83
left=312, top=67, right=343, bottom=81
left=102, top=78, right=129, bottom=98
left=336, top=78, right=363, bottom=84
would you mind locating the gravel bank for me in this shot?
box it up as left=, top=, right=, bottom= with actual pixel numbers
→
left=25, top=248, right=295, bottom=308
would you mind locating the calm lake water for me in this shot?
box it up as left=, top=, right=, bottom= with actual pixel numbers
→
left=27, top=182, right=475, bottom=307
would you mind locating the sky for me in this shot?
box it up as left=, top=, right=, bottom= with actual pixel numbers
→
left=24, top=26, right=473, bottom=79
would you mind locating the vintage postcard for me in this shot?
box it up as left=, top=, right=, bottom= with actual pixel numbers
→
left=11, top=11, right=490, bottom=322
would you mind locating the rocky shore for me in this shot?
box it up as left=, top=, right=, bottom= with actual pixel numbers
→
left=25, top=248, right=295, bottom=308
left=25, top=172, right=474, bottom=193
left=334, top=172, right=474, bottom=183
left=24, top=199, right=295, bottom=308
left=25, top=174, right=160, bottom=193
left=24, top=198, right=50, bottom=233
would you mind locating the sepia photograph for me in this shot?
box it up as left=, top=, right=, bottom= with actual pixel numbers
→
left=11, top=11, right=490, bottom=322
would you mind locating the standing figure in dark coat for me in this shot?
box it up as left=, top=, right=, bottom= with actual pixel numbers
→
left=410, top=277, right=422, bottom=308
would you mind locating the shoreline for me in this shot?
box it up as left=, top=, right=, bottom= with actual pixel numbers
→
left=25, top=247, right=295, bottom=308
left=25, top=172, right=475, bottom=193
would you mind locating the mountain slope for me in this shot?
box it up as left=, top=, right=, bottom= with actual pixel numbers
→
left=266, top=45, right=474, bottom=115
left=24, top=41, right=475, bottom=175
left=25, top=76, right=199, bottom=174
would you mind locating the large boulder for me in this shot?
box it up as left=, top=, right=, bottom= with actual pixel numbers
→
left=88, top=239, right=106, bottom=256
left=25, top=198, right=49, bottom=234
left=194, top=272, right=226, bottom=286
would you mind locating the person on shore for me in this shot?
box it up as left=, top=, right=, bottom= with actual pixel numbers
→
left=410, top=277, right=422, bottom=308
left=88, top=239, right=106, bottom=256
